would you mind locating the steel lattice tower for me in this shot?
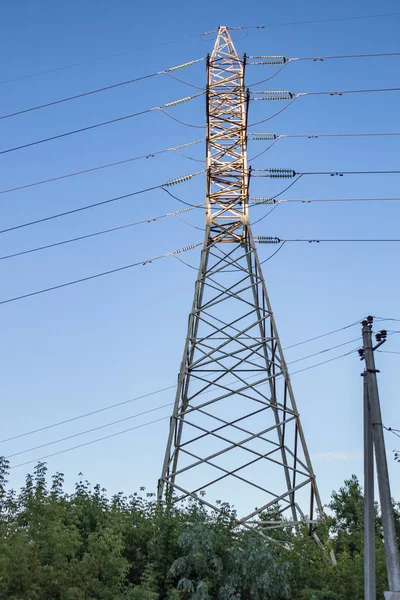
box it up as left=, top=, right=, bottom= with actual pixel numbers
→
left=158, top=26, right=323, bottom=530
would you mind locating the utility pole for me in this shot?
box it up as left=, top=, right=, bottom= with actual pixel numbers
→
left=363, top=374, right=376, bottom=600
left=361, top=316, right=400, bottom=599
left=158, top=26, right=323, bottom=532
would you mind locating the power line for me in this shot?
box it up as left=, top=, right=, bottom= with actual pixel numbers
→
left=286, top=238, right=400, bottom=243
left=289, top=347, right=359, bottom=375
left=160, top=185, right=205, bottom=208
left=295, top=51, right=400, bottom=61
left=5, top=339, right=358, bottom=460
left=165, top=71, right=205, bottom=91
left=201, top=12, right=400, bottom=37
left=248, top=88, right=400, bottom=127
left=249, top=98, right=298, bottom=127
left=288, top=337, right=360, bottom=364
left=6, top=402, right=175, bottom=459
left=159, top=107, right=204, bottom=129
left=302, top=87, right=400, bottom=97
left=250, top=201, right=281, bottom=226
left=8, top=50, right=394, bottom=123
left=259, top=242, right=286, bottom=264
left=0, top=206, right=202, bottom=262
left=258, top=237, right=400, bottom=243
left=247, top=63, right=290, bottom=88
left=0, top=242, right=202, bottom=307
left=242, top=11, right=400, bottom=30
left=249, top=175, right=304, bottom=226
left=248, top=50, right=400, bottom=63
left=250, top=87, right=400, bottom=102
left=2, top=319, right=361, bottom=446
left=0, top=93, right=204, bottom=155
left=0, top=386, right=177, bottom=444
left=384, top=426, right=400, bottom=439
left=247, top=51, right=400, bottom=86
left=0, top=59, right=204, bottom=120
left=0, top=30, right=211, bottom=86
left=253, top=169, right=400, bottom=177
left=8, top=344, right=358, bottom=469
left=284, top=320, right=361, bottom=350
left=0, top=139, right=204, bottom=195
left=247, top=131, right=400, bottom=162
left=374, top=316, right=400, bottom=323
left=4, top=14, right=398, bottom=88
left=0, top=171, right=204, bottom=235
left=249, top=132, right=400, bottom=142
left=378, top=350, right=400, bottom=355
left=10, top=415, right=171, bottom=469
left=0, top=187, right=157, bottom=234
left=0, top=108, right=154, bottom=156
left=251, top=197, right=400, bottom=204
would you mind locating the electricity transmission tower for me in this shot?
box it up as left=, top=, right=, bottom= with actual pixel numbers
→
left=158, top=26, right=323, bottom=530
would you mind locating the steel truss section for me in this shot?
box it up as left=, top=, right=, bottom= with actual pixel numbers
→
left=158, top=26, right=323, bottom=530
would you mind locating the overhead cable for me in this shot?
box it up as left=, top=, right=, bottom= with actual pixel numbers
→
left=259, top=241, right=286, bottom=265
left=374, top=316, right=400, bottom=323
left=7, top=346, right=355, bottom=471
left=248, top=131, right=400, bottom=142
left=384, top=426, right=400, bottom=439
left=256, top=236, right=400, bottom=243
left=10, top=346, right=358, bottom=469
left=10, top=416, right=171, bottom=469
left=0, top=242, right=202, bottom=306
left=6, top=338, right=359, bottom=460
left=0, top=139, right=204, bottom=195
left=6, top=402, right=175, bottom=459
left=0, top=386, right=177, bottom=444
left=284, top=319, right=362, bottom=349
left=247, top=52, right=400, bottom=87
left=3, top=14, right=398, bottom=87
left=250, top=87, right=400, bottom=101
left=3, top=319, right=362, bottom=446
left=0, top=92, right=205, bottom=155
left=289, top=348, right=358, bottom=376
left=253, top=168, right=400, bottom=177
left=247, top=50, right=400, bottom=64
left=8, top=344, right=358, bottom=465
left=0, top=59, right=205, bottom=120
left=248, top=88, right=400, bottom=127
left=0, top=170, right=204, bottom=235
left=288, top=337, right=360, bottom=364
left=206, top=12, right=400, bottom=35
left=251, top=197, right=400, bottom=205
left=0, top=206, right=203, bottom=262
left=247, top=175, right=304, bottom=226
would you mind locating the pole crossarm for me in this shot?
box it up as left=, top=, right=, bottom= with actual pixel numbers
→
left=158, top=26, right=323, bottom=532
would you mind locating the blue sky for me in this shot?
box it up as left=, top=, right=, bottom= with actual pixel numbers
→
left=0, top=0, right=399, bottom=511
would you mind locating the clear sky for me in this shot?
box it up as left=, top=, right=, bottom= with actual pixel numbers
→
left=0, top=0, right=399, bottom=512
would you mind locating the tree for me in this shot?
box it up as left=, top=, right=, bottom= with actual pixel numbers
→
left=0, top=461, right=396, bottom=600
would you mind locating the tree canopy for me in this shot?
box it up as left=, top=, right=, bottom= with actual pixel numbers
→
left=0, top=458, right=397, bottom=599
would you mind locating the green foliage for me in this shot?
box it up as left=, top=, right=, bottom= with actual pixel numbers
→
left=218, top=531, right=290, bottom=599
left=0, top=461, right=396, bottom=600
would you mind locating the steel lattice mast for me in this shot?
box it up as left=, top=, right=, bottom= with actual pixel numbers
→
left=158, top=26, right=323, bottom=530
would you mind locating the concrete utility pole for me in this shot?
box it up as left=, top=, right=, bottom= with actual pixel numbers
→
left=363, top=375, right=376, bottom=600
left=361, top=316, right=400, bottom=600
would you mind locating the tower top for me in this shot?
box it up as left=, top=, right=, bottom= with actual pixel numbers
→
left=211, top=26, right=238, bottom=60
